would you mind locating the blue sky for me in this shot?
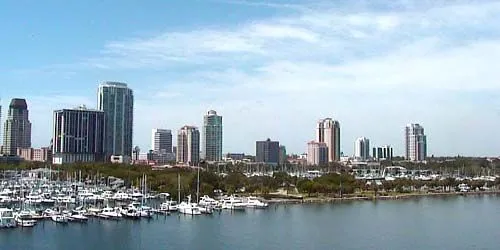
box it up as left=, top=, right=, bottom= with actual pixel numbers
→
left=1, top=0, right=500, bottom=157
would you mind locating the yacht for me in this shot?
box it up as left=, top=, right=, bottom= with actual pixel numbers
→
left=121, top=207, right=141, bottom=219
left=112, top=191, right=130, bottom=202
left=25, top=194, right=42, bottom=205
left=159, top=201, right=178, bottom=212
left=221, top=196, right=246, bottom=210
left=0, top=208, right=16, bottom=228
left=67, top=210, right=89, bottom=222
left=199, top=195, right=218, bottom=207
left=178, top=196, right=201, bottom=215
left=99, top=207, right=122, bottom=219
left=244, top=196, right=269, bottom=209
left=127, top=203, right=153, bottom=218
left=51, top=214, right=69, bottom=224
left=14, top=211, right=37, bottom=227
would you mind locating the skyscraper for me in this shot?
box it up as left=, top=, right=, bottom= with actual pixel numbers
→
left=151, top=129, right=172, bottom=153
left=202, top=110, right=223, bottom=162
left=97, top=82, right=134, bottom=160
left=316, top=118, right=340, bottom=162
left=52, top=106, right=105, bottom=164
left=307, top=141, right=328, bottom=166
left=373, top=145, right=393, bottom=161
left=256, top=138, right=280, bottom=164
left=279, top=145, right=287, bottom=165
left=405, top=124, right=427, bottom=162
left=354, top=137, right=370, bottom=160
left=176, top=126, right=200, bottom=166
left=2, top=99, right=31, bottom=156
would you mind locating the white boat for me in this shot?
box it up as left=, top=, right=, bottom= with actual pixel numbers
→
left=159, top=201, right=178, bottom=212
left=121, top=207, right=141, bottom=219
left=14, top=211, right=37, bottom=227
left=221, top=196, right=246, bottom=210
left=51, top=214, right=69, bottom=224
left=178, top=196, right=201, bottom=215
left=67, top=211, right=89, bottom=222
left=245, top=196, right=269, bottom=209
left=199, top=195, right=218, bottom=207
left=198, top=206, right=213, bottom=214
left=99, top=207, right=122, bottom=219
left=25, top=194, right=42, bottom=205
left=0, top=208, right=16, bottom=228
left=112, top=191, right=130, bottom=201
left=43, top=208, right=58, bottom=217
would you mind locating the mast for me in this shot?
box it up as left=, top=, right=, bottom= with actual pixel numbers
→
left=197, top=164, right=200, bottom=203
left=177, top=173, right=181, bottom=204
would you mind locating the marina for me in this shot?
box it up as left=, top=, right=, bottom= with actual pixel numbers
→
left=1, top=195, right=499, bottom=250
left=0, top=169, right=271, bottom=229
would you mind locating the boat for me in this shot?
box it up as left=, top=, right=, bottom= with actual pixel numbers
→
left=244, top=196, right=269, bottom=209
left=199, top=195, right=218, bottom=207
left=0, top=208, right=16, bottom=228
left=178, top=195, right=202, bottom=215
left=67, top=210, right=89, bottom=222
left=14, top=211, right=37, bottom=227
left=51, top=214, right=69, bottom=224
left=99, top=207, right=122, bottom=219
left=221, top=196, right=246, bottom=210
left=121, top=207, right=141, bottom=219
left=159, top=201, right=178, bottom=212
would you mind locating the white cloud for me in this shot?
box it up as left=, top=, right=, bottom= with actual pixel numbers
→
left=15, top=0, right=500, bottom=156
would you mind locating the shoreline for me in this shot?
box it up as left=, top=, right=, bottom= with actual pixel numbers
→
left=265, top=191, right=500, bottom=204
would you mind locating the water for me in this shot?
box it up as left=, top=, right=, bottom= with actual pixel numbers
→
left=1, top=195, right=499, bottom=250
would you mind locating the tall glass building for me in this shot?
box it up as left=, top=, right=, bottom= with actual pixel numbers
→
left=52, top=106, right=105, bottom=164
left=2, top=99, right=31, bottom=156
left=405, top=123, right=427, bottom=162
left=202, top=110, right=223, bottom=162
left=97, top=82, right=134, bottom=159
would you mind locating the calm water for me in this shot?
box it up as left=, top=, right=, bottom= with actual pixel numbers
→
left=1, top=195, right=500, bottom=250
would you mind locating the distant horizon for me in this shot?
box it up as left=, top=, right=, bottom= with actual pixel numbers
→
left=1, top=1, right=499, bottom=157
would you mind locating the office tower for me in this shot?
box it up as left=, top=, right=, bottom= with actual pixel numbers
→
left=307, top=141, right=328, bottom=166
left=354, top=137, right=370, bottom=160
left=2, top=99, right=31, bottom=156
left=405, top=124, right=427, bottom=162
left=97, top=82, right=134, bottom=159
left=279, top=145, right=287, bottom=165
left=316, top=118, right=340, bottom=162
left=176, top=126, right=200, bottom=166
left=151, top=129, right=172, bottom=153
left=52, top=106, right=105, bottom=164
left=373, top=145, right=393, bottom=161
left=256, top=138, right=280, bottom=164
left=202, top=110, right=223, bottom=162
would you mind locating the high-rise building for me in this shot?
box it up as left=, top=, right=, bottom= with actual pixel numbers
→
left=279, top=145, right=287, bottom=165
left=354, top=137, right=370, bottom=160
left=202, top=110, right=223, bottom=162
left=405, top=124, right=427, bottom=162
left=307, top=141, right=328, bottom=166
left=256, top=138, right=280, bottom=164
left=373, top=145, right=393, bottom=161
left=52, top=106, right=105, bottom=164
left=2, top=99, right=31, bottom=156
left=316, top=118, right=340, bottom=162
left=151, top=129, right=172, bottom=153
left=176, top=126, right=200, bottom=166
left=97, top=82, right=134, bottom=159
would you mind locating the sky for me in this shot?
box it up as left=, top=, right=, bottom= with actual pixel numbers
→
left=1, top=0, right=499, bottom=157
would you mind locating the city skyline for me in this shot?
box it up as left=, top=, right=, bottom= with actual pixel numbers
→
left=1, top=1, right=500, bottom=156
